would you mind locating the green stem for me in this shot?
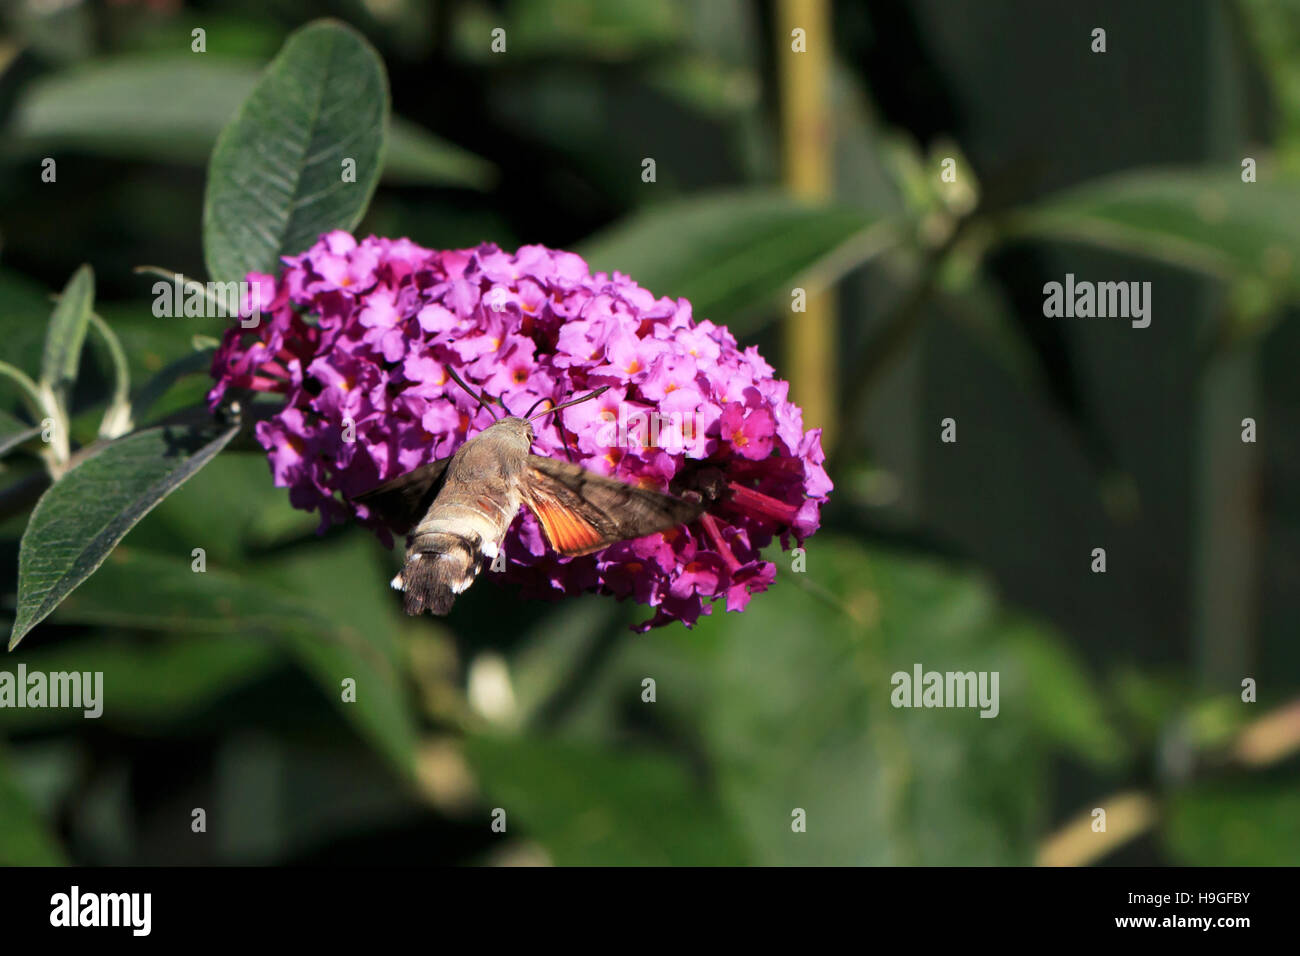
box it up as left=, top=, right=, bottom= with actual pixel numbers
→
left=0, top=361, right=64, bottom=477
left=0, top=360, right=46, bottom=422
left=87, top=312, right=133, bottom=439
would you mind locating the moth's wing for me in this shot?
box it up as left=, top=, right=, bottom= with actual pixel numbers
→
left=521, top=455, right=704, bottom=557
left=350, top=457, right=451, bottom=533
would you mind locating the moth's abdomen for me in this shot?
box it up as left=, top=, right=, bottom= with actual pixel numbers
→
left=397, top=532, right=481, bottom=616
left=394, top=493, right=519, bottom=615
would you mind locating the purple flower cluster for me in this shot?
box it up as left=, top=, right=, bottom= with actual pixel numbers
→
left=209, top=232, right=831, bottom=629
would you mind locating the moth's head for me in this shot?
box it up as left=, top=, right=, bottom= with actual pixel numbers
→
left=448, top=374, right=608, bottom=456
left=488, top=415, right=535, bottom=450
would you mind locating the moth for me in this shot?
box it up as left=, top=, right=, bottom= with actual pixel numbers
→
left=352, top=371, right=704, bottom=616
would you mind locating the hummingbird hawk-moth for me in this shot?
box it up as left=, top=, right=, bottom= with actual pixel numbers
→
left=351, top=372, right=704, bottom=616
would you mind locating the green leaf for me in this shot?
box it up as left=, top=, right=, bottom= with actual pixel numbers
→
left=47, top=541, right=421, bottom=774
left=8, top=421, right=238, bottom=650
left=465, top=735, right=750, bottom=865
left=385, top=116, right=496, bottom=189
left=1001, top=167, right=1300, bottom=292
left=255, top=537, right=422, bottom=774
left=492, top=535, right=1111, bottom=866
left=134, top=347, right=215, bottom=423
left=577, top=191, right=889, bottom=332
left=5, top=56, right=492, bottom=188
left=39, top=265, right=94, bottom=405
left=687, top=536, right=1110, bottom=864
left=49, top=548, right=331, bottom=635
left=122, top=452, right=306, bottom=562
left=202, top=21, right=389, bottom=284
left=8, top=59, right=255, bottom=165
left=1003, top=620, right=1125, bottom=767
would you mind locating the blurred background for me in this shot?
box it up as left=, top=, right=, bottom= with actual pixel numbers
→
left=1, top=0, right=1298, bottom=865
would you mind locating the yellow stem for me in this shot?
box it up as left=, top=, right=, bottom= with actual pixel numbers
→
left=1036, top=791, right=1158, bottom=867
left=777, top=0, right=836, bottom=449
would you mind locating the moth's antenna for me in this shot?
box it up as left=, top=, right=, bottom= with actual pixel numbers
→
left=444, top=365, right=500, bottom=421
left=523, top=394, right=579, bottom=460
left=526, top=386, right=610, bottom=422
left=522, top=396, right=553, bottom=420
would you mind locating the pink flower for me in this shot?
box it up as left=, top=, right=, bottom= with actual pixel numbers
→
left=209, top=232, right=832, bottom=629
